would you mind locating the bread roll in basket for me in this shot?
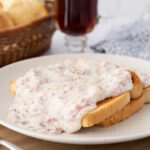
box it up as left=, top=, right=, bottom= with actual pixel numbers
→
left=0, top=0, right=55, bottom=67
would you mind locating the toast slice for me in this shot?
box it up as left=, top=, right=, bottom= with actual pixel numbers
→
left=9, top=70, right=142, bottom=128
left=9, top=82, right=130, bottom=128
left=98, top=71, right=150, bottom=127
left=99, top=94, right=144, bottom=127
left=144, top=86, right=150, bottom=103
left=81, top=92, right=130, bottom=127
left=82, top=71, right=143, bottom=127
left=98, top=71, right=144, bottom=127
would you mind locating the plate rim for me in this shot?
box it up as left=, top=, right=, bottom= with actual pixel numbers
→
left=0, top=119, right=150, bottom=145
left=1, top=53, right=150, bottom=70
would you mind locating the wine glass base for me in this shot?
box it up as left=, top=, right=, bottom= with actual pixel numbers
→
left=65, top=35, right=87, bottom=53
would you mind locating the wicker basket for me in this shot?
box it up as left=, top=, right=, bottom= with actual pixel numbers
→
left=0, top=1, right=55, bottom=67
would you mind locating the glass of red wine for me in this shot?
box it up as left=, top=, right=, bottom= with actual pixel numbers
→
left=55, top=0, right=98, bottom=53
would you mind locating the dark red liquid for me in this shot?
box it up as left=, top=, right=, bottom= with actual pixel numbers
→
left=56, top=0, right=97, bottom=36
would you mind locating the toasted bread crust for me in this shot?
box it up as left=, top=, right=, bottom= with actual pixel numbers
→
left=81, top=92, right=130, bottom=127
left=129, top=71, right=143, bottom=99
left=144, top=86, right=150, bottom=103
left=100, top=94, right=144, bottom=127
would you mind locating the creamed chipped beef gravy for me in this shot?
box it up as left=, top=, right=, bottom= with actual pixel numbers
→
left=8, top=58, right=133, bottom=133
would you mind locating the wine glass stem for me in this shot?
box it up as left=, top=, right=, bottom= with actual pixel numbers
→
left=65, top=35, right=87, bottom=53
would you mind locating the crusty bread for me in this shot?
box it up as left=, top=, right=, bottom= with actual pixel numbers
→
left=1, top=0, right=48, bottom=25
left=0, top=1, right=3, bottom=9
left=100, top=94, right=144, bottom=127
left=144, top=86, right=150, bottom=103
left=129, top=71, right=143, bottom=99
left=81, top=92, right=130, bottom=127
left=0, top=10, right=14, bottom=30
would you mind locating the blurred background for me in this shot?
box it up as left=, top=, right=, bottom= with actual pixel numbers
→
left=0, top=0, right=150, bottom=67
left=48, top=0, right=150, bottom=60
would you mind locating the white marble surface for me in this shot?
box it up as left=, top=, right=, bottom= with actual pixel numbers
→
left=43, top=0, right=150, bottom=55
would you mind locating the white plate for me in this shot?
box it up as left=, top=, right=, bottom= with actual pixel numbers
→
left=0, top=54, right=150, bottom=145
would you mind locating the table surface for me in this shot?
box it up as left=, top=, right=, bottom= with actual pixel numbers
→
left=0, top=125, right=150, bottom=150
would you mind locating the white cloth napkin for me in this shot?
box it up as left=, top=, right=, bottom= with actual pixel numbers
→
left=91, top=11, right=150, bottom=60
